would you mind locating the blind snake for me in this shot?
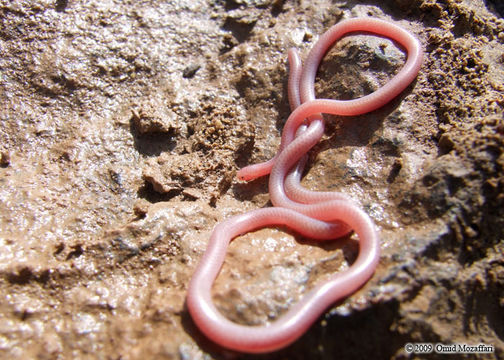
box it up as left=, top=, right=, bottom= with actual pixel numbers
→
left=187, top=17, right=423, bottom=353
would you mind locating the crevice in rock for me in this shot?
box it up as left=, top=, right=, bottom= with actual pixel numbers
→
left=486, top=0, right=504, bottom=17
left=55, top=0, right=69, bottom=13
left=222, top=16, right=256, bottom=44
left=137, top=181, right=181, bottom=203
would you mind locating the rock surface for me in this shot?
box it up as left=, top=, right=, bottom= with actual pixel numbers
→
left=0, top=0, right=503, bottom=359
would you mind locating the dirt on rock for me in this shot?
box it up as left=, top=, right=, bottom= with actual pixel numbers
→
left=0, top=0, right=503, bottom=359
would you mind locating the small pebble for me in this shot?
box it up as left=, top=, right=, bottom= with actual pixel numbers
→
left=182, top=64, right=201, bottom=78
left=0, top=151, right=10, bottom=167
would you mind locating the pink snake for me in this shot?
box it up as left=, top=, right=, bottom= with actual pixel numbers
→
left=187, top=18, right=423, bottom=353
